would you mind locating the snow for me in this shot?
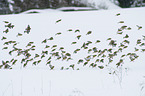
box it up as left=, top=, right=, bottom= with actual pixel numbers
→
left=57, top=7, right=96, bottom=11
left=20, top=9, right=61, bottom=14
left=7, top=0, right=14, bottom=12
left=7, top=0, right=14, bottom=4
left=0, top=3, right=145, bottom=96
left=0, top=70, right=145, bottom=96
left=20, top=7, right=96, bottom=14
left=88, top=0, right=121, bottom=9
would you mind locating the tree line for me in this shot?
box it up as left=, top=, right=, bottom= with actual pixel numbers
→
left=0, top=0, right=89, bottom=14
left=116, top=0, right=145, bottom=8
left=0, top=0, right=145, bottom=14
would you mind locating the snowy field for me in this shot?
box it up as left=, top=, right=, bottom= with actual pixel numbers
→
left=0, top=1, right=145, bottom=96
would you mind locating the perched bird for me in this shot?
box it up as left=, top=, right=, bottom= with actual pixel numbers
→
left=136, top=25, right=142, bottom=30
left=56, top=19, right=62, bottom=23
left=116, top=13, right=121, bottom=16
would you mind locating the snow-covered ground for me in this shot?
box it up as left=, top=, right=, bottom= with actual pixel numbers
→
left=0, top=70, right=144, bottom=96
left=0, top=2, right=145, bottom=96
